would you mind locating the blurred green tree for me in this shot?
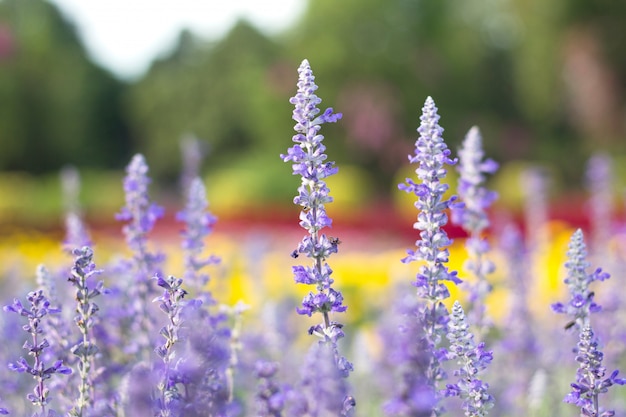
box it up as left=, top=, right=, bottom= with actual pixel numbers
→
left=126, top=21, right=294, bottom=182
left=0, top=0, right=131, bottom=173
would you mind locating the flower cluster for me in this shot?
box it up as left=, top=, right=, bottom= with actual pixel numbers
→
left=255, top=361, right=286, bottom=417
left=565, top=326, right=625, bottom=416
left=281, top=60, right=346, bottom=342
left=3, top=59, right=626, bottom=417
left=452, top=126, right=498, bottom=335
left=281, top=58, right=354, bottom=414
left=445, top=301, right=494, bottom=417
left=67, top=246, right=104, bottom=417
left=115, top=153, right=165, bottom=358
left=176, top=177, right=220, bottom=302
left=116, top=153, right=165, bottom=264
left=153, top=273, right=189, bottom=416
left=551, top=229, right=609, bottom=330
left=397, top=96, right=462, bottom=414
left=4, top=290, right=72, bottom=416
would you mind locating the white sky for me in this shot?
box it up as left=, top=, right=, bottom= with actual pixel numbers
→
left=49, top=0, right=307, bottom=80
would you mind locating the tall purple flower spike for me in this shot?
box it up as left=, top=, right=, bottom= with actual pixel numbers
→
left=565, top=326, right=625, bottom=417
left=280, top=59, right=346, bottom=341
left=551, top=229, right=609, bottom=330
left=445, top=301, right=495, bottom=417
left=452, top=126, right=498, bottom=336
left=281, top=59, right=354, bottom=413
left=398, top=96, right=463, bottom=415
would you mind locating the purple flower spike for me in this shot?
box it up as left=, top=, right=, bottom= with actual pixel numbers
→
left=68, top=246, right=104, bottom=416
left=280, top=59, right=347, bottom=337
left=176, top=177, right=220, bottom=303
left=281, top=59, right=353, bottom=412
left=4, top=289, right=71, bottom=416
left=551, top=229, right=609, bottom=330
left=451, top=126, right=498, bottom=337
left=116, top=153, right=165, bottom=269
left=116, top=154, right=165, bottom=358
left=565, top=326, right=625, bottom=416
left=446, top=301, right=495, bottom=417
left=400, top=96, right=461, bottom=295
left=397, top=96, right=461, bottom=415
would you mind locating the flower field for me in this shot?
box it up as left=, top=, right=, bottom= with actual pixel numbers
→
left=1, top=59, right=626, bottom=417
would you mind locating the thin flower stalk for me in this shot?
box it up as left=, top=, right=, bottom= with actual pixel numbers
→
left=452, top=126, right=498, bottom=337
left=68, top=246, right=104, bottom=417
left=4, top=290, right=72, bottom=416
left=176, top=177, right=220, bottom=303
left=154, top=273, right=189, bottom=416
left=399, top=96, right=462, bottom=415
left=221, top=301, right=249, bottom=403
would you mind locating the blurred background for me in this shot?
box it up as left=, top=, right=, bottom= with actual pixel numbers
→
left=1, top=0, right=626, bottom=229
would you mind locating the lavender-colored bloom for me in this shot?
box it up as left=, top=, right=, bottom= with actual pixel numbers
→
left=494, top=224, right=539, bottom=417
left=551, top=229, right=609, bottom=330
left=287, top=343, right=355, bottom=417
left=176, top=177, right=220, bottom=302
left=4, top=290, right=71, bottom=416
left=398, top=96, right=461, bottom=415
left=255, top=361, right=286, bottom=417
left=445, top=301, right=494, bottom=417
left=451, top=126, right=498, bottom=336
left=280, top=59, right=351, bottom=366
left=153, top=273, right=188, bottom=416
left=399, top=96, right=462, bottom=299
left=116, top=154, right=165, bottom=357
left=452, top=126, right=498, bottom=234
left=565, top=326, right=626, bottom=416
left=67, top=246, right=104, bottom=417
left=281, top=59, right=354, bottom=414
left=0, top=398, right=7, bottom=415
left=116, top=154, right=165, bottom=265
left=382, top=295, right=437, bottom=417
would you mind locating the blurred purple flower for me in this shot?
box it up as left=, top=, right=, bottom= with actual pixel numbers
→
left=451, top=126, right=498, bottom=336
left=176, top=177, right=220, bottom=303
left=116, top=153, right=165, bottom=270
left=255, top=361, right=287, bottom=417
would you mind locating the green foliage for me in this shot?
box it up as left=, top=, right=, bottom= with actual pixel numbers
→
left=0, top=0, right=131, bottom=173
left=126, top=22, right=293, bottom=180
left=2, top=0, right=626, bottom=200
